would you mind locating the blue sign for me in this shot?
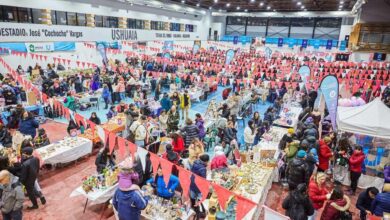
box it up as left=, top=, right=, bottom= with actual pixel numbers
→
left=340, top=41, right=346, bottom=51
left=314, top=39, right=321, bottom=49
left=278, top=38, right=283, bottom=47
left=319, top=75, right=339, bottom=130
left=298, top=65, right=311, bottom=84
left=326, top=40, right=333, bottom=50
left=233, top=36, right=239, bottom=45
left=225, top=49, right=235, bottom=64
left=95, top=41, right=120, bottom=49
left=288, top=38, right=295, bottom=48
left=163, top=41, right=174, bottom=52
left=302, top=39, right=308, bottom=48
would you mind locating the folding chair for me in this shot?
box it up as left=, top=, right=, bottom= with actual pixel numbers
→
left=90, top=97, right=99, bottom=110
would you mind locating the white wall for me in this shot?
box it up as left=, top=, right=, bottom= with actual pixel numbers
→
left=0, top=0, right=212, bottom=40
left=339, top=25, right=353, bottom=42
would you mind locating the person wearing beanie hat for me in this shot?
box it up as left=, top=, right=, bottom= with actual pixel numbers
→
left=287, top=128, right=294, bottom=135
left=318, top=136, right=333, bottom=172
left=190, top=153, right=209, bottom=213
left=287, top=148, right=310, bottom=190
left=279, top=129, right=294, bottom=150
left=22, top=146, right=34, bottom=156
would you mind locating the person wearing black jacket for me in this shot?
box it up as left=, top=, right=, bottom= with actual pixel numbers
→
left=20, top=147, right=40, bottom=209
left=287, top=150, right=311, bottom=190
left=89, top=112, right=101, bottom=125
left=223, top=121, right=236, bottom=144
left=282, top=183, right=314, bottom=220
left=356, top=187, right=379, bottom=220
left=218, top=103, right=230, bottom=119
left=95, top=147, right=116, bottom=174
left=0, top=124, right=12, bottom=147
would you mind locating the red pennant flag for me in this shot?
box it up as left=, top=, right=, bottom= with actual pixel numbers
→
left=126, top=140, right=137, bottom=156
left=67, top=60, right=71, bottom=65
left=30, top=53, right=34, bottom=59
left=74, top=113, right=85, bottom=127
left=42, top=93, right=48, bottom=104
left=53, top=57, right=57, bottom=63
left=150, top=153, right=160, bottom=175
left=117, top=137, right=126, bottom=158
left=109, top=132, right=117, bottom=154
left=194, top=176, right=210, bottom=203
left=87, top=63, right=91, bottom=68
left=82, top=62, right=85, bottom=68
left=76, top=61, right=80, bottom=67
left=236, top=196, right=257, bottom=220
left=212, top=183, right=233, bottom=210
left=175, top=168, right=190, bottom=201
left=23, top=53, right=27, bottom=58
left=159, top=158, right=173, bottom=186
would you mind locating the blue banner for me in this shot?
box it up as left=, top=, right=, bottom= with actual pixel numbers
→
left=302, top=39, right=308, bottom=48
left=288, top=38, right=295, bottom=48
left=319, top=75, right=339, bottom=130
left=233, top=36, right=239, bottom=45
left=278, top=38, right=283, bottom=47
left=340, top=41, right=346, bottom=51
left=314, top=39, right=321, bottom=49
left=326, top=40, right=333, bottom=50
left=225, top=49, right=235, bottom=64
left=298, top=65, right=311, bottom=84
left=96, top=42, right=108, bottom=66
left=54, top=42, right=76, bottom=51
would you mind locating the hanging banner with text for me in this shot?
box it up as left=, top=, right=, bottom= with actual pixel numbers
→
left=319, top=75, right=339, bottom=130
left=0, top=22, right=199, bottom=42
left=25, top=42, right=54, bottom=52
left=225, top=49, right=235, bottom=64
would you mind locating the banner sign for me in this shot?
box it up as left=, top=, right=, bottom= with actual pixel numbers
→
left=277, top=38, right=283, bottom=47
left=314, top=39, right=321, bottom=49
left=302, top=39, right=308, bottom=48
left=319, top=75, right=339, bottom=130
left=340, top=41, right=346, bottom=51
left=163, top=41, right=173, bottom=52
left=344, top=35, right=350, bottom=46
left=95, top=41, right=120, bottom=49
left=233, top=36, right=239, bottom=45
left=225, top=49, right=235, bottom=64
left=326, top=40, right=333, bottom=50
left=193, top=40, right=201, bottom=54
left=265, top=47, right=272, bottom=60
left=0, top=22, right=198, bottom=42
left=288, top=38, right=295, bottom=48
left=96, top=42, right=108, bottom=66
left=298, top=65, right=311, bottom=84
left=25, top=42, right=54, bottom=52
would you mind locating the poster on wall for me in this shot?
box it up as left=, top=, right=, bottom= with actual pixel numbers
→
left=96, top=42, right=108, bottom=66
left=163, top=41, right=173, bottom=52
left=233, top=36, right=239, bottom=45
left=326, top=40, right=332, bottom=50
left=277, top=38, right=283, bottom=47
left=25, top=42, right=54, bottom=52
left=95, top=41, right=120, bottom=49
left=193, top=40, right=201, bottom=54
left=302, top=39, right=308, bottom=48
left=225, top=49, right=235, bottom=64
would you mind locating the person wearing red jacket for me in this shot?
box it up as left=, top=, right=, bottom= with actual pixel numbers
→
left=318, top=137, right=333, bottom=172
left=308, top=172, right=330, bottom=220
left=210, top=146, right=228, bottom=170
left=170, top=133, right=185, bottom=154
left=348, top=145, right=365, bottom=195
left=320, top=186, right=351, bottom=220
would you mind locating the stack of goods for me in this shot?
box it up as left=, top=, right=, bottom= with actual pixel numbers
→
left=38, top=137, right=89, bottom=160
left=82, top=167, right=119, bottom=193
left=78, top=129, right=100, bottom=143
left=0, top=147, right=18, bottom=164
left=141, top=185, right=187, bottom=219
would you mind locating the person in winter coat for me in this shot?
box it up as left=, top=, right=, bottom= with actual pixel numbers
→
left=0, top=123, right=12, bottom=147
left=279, top=128, right=294, bottom=150
left=170, top=133, right=185, bottom=154
left=318, top=137, right=333, bottom=172
left=180, top=90, right=191, bottom=120
left=385, top=163, right=390, bottom=183
left=63, top=92, right=76, bottom=111
left=190, top=154, right=209, bottom=214
left=223, top=121, right=236, bottom=144
left=161, top=144, right=181, bottom=165
left=282, top=183, right=314, bottom=220
left=18, top=112, right=39, bottom=138
left=89, top=112, right=101, bottom=125
left=195, top=114, right=206, bottom=140
left=348, top=145, right=365, bottom=195
left=95, top=147, right=116, bottom=174
left=113, top=177, right=149, bottom=220
left=116, top=79, right=126, bottom=101
left=244, top=120, right=257, bottom=150
left=167, top=105, right=180, bottom=133
left=356, top=187, right=379, bottom=220
left=285, top=141, right=300, bottom=163
left=33, top=128, right=50, bottom=148
left=308, top=172, right=329, bottom=220
left=147, top=167, right=180, bottom=199
left=160, top=93, right=172, bottom=112
left=0, top=170, right=24, bottom=220
left=320, top=186, right=351, bottom=220
left=180, top=119, right=199, bottom=147
left=210, top=146, right=228, bottom=170
left=287, top=150, right=311, bottom=190
left=102, top=84, right=111, bottom=109
left=188, top=139, right=204, bottom=166
left=371, top=184, right=390, bottom=217
left=106, top=106, right=118, bottom=120
left=20, top=147, right=41, bottom=209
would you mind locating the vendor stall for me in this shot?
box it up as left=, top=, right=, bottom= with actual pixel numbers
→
left=1, top=104, right=45, bottom=125
left=35, top=137, right=92, bottom=165
left=101, top=114, right=126, bottom=134
left=78, top=129, right=101, bottom=144
left=273, top=106, right=302, bottom=129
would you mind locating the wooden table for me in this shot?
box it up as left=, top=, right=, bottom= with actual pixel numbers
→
left=78, top=129, right=101, bottom=144
left=101, top=114, right=126, bottom=134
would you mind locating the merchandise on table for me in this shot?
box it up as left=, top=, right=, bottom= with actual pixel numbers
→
left=102, top=114, right=126, bottom=133
left=273, top=106, right=302, bottom=128
left=82, top=167, right=119, bottom=193
left=141, top=185, right=193, bottom=220
left=78, top=129, right=101, bottom=143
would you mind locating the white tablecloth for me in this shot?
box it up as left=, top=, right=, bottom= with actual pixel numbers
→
left=35, top=137, right=93, bottom=165
left=189, top=89, right=203, bottom=101
left=69, top=184, right=118, bottom=204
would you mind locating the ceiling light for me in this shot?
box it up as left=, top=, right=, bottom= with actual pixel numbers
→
left=196, top=3, right=200, bottom=7
left=339, top=5, right=343, bottom=8
left=226, top=3, right=230, bottom=7
left=181, top=0, right=185, bottom=3
left=245, top=9, right=248, bottom=12
left=237, top=6, right=241, bottom=10
left=259, top=2, right=264, bottom=6
left=340, top=1, right=344, bottom=4
left=273, top=9, right=276, bottom=12
left=297, top=1, right=301, bottom=5
left=338, top=8, right=342, bottom=10
left=209, top=6, right=212, bottom=10
left=301, top=5, right=305, bottom=9
left=214, top=0, right=218, bottom=3
left=250, top=0, right=256, bottom=2
left=267, top=6, right=271, bottom=10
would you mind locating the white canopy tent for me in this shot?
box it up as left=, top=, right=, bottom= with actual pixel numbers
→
left=337, top=98, right=390, bottom=139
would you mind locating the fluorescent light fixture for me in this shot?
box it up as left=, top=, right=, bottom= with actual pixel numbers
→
left=250, top=0, right=255, bottom=2
left=297, top=2, right=301, bottom=5
left=214, top=0, right=218, bottom=3
left=196, top=3, right=200, bottom=6
left=237, top=6, right=241, bottom=10
left=259, top=2, right=264, bottom=6
left=245, top=9, right=248, bottom=12
left=219, top=9, right=222, bottom=12
left=267, top=6, right=271, bottom=10
left=181, top=0, right=185, bottom=3
left=226, top=3, right=231, bottom=7
left=301, top=5, right=305, bottom=9
left=273, top=9, right=276, bottom=12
